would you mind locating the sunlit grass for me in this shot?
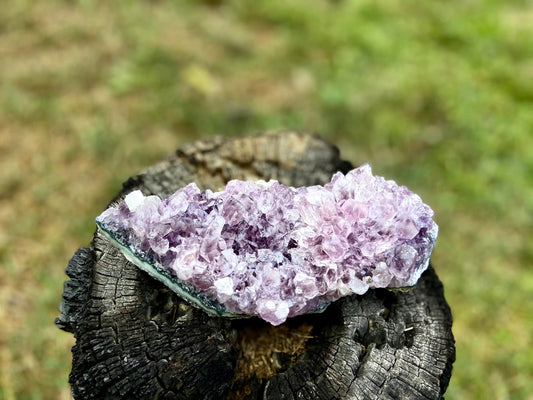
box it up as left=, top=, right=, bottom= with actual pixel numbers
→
left=1, top=0, right=531, bottom=399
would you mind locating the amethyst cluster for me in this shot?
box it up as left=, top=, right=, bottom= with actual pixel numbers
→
left=96, top=165, right=438, bottom=325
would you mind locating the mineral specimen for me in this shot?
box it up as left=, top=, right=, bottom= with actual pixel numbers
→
left=96, top=165, right=438, bottom=325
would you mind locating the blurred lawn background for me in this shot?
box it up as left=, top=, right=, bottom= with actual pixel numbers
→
left=0, top=0, right=532, bottom=399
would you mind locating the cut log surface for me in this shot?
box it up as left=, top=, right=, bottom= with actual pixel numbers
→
left=56, top=132, right=455, bottom=400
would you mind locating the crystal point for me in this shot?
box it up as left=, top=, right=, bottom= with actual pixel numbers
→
left=96, top=165, right=438, bottom=325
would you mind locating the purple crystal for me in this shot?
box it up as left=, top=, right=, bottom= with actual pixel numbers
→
left=96, top=165, right=438, bottom=325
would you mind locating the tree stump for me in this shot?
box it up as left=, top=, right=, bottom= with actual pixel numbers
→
left=56, top=131, right=455, bottom=400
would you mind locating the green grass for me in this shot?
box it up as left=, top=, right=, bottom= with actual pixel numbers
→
left=0, top=0, right=531, bottom=399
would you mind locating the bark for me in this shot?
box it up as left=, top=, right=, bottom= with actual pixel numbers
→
left=56, top=131, right=455, bottom=400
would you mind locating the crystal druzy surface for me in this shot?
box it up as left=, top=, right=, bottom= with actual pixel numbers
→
left=96, top=165, right=438, bottom=325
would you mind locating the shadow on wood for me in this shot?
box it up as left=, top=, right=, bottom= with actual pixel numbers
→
left=56, top=131, right=455, bottom=399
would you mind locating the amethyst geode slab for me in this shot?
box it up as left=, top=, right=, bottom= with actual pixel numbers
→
left=96, top=165, right=438, bottom=325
